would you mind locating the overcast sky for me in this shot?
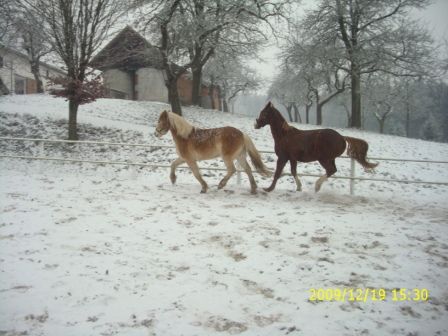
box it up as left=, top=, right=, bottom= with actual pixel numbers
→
left=417, top=0, right=448, bottom=40
left=250, top=0, right=448, bottom=93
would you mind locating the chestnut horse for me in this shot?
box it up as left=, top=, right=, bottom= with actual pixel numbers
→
left=255, top=102, right=378, bottom=192
left=155, top=110, right=271, bottom=194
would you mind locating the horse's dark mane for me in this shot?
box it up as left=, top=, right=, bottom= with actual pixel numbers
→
left=267, top=104, right=286, bottom=123
left=265, top=103, right=291, bottom=137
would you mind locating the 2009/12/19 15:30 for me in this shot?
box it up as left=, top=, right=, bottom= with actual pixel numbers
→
left=308, top=288, right=429, bottom=302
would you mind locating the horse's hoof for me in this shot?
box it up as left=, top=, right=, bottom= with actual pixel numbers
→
left=251, top=189, right=257, bottom=195
left=263, top=187, right=273, bottom=192
left=200, top=189, right=207, bottom=193
left=218, top=183, right=225, bottom=189
left=170, top=175, right=176, bottom=184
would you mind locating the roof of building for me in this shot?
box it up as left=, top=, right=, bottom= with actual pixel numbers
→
left=90, top=26, right=165, bottom=71
left=0, top=44, right=66, bottom=75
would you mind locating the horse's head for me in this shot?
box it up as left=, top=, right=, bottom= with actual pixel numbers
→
left=255, top=101, right=274, bottom=129
left=154, top=110, right=171, bottom=138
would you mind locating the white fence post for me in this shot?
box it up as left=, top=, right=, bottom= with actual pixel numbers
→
left=350, top=158, right=355, bottom=195
left=130, top=150, right=137, bottom=180
left=38, top=141, right=45, bottom=173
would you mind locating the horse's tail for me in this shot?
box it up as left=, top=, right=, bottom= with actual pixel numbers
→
left=243, top=134, right=272, bottom=177
left=344, top=136, right=378, bottom=171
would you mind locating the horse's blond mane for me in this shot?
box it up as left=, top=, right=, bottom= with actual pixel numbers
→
left=167, top=111, right=194, bottom=138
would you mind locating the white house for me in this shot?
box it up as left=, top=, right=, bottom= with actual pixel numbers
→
left=0, top=45, right=66, bottom=95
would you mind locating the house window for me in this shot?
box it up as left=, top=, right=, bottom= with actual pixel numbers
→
left=0, top=56, right=3, bottom=68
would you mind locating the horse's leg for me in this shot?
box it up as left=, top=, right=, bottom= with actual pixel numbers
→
left=170, top=157, right=185, bottom=184
left=290, top=159, right=302, bottom=191
left=264, top=156, right=288, bottom=192
left=218, top=157, right=236, bottom=190
left=237, top=154, right=257, bottom=194
left=186, top=159, right=208, bottom=193
left=315, top=159, right=337, bottom=192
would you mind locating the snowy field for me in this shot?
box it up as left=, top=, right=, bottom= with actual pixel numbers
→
left=1, top=95, right=448, bottom=336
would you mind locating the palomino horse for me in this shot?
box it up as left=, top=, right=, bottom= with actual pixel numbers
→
left=254, top=102, right=378, bottom=192
left=155, top=110, right=271, bottom=194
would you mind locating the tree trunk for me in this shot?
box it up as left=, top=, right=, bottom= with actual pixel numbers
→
left=316, top=103, right=323, bottom=125
left=230, top=99, right=235, bottom=113
left=223, top=99, right=229, bottom=113
left=405, top=101, right=410, bottom=137
left=305, top=104, right=311, bottom=124
left=68, top=99, right=79, bottom=140
left=168, top=78, right=182, bottom=115
left=208, top=84, right=215, bottom=110
left=350, top=65, right=362, bottom=128
left=292, top=103, right=301, bottom=123
left=191, top=65, right=202, bottom=106
left=216, top=86, right=222, bottom=111
left=405, top=82, right=411, bottom=137
left=379, top=118, right=385, bottom=134
left=286, top=104, right=293, bottom=121
left=30, top=60, right=44, bottom=93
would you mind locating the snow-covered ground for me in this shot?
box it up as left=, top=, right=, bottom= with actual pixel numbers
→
left=0, top=95, right=447, bottom=336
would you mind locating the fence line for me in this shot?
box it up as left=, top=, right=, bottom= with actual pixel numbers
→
left=2, top=136, right=447, bottom=164
left=1, top=137, right=448, bottom=194
left=0, top=136, right=172, bottom=149
left=1, top=154, right=446, bottom=187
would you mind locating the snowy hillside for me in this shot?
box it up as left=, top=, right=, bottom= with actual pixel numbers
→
left=0, top=95, right=447, bottom=336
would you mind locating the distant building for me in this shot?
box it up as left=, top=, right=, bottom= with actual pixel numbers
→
left=90, top=26, right=221, bottom=110
left=0, top=45, right=66, bottom=95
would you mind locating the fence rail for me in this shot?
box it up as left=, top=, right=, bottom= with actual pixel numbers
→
left=2, top=136, right=447, bottom=164
left=1, top=136, right=448, bottom=194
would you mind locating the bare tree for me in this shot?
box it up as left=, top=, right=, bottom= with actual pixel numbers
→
left=0, top=0, right=17, bottom=94
left=302, top=0, right=436, bottom=128
left=13, top=9, right=53, bottom=93
left=442, top=38, right=448, bottom=72
left=134, top=0, right=292, bottom=113
left=181, top=0, right=291, bottom=106
left=0, top=0, right=16, bottom=43
left=364, top=76, right=399, bottom=133
left=2, top=1, right=53, bottom=94
left=203, top=49, right=259, bottom=113
left=156, top=0, right=187, bottom=115
left=310, top=69, right=347, bottom=125
left=133, top=0, right=194, bottom=115
left=268, top=71, right=304, bottom=122
left=336, top=93, right=352, bottom=127
left=19, top=0, right=126, bottom=140
left=282, top=34, right=348, bottom=125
